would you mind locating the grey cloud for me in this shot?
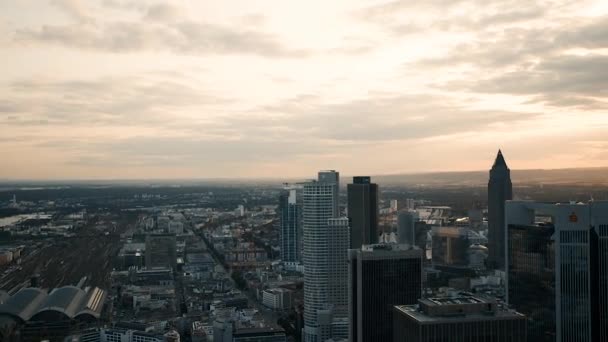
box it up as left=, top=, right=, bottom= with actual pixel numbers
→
left=1, top=75, right=228, bottom=127
left=50, top=0, right=92, bottom=23
left=464, top=55, right=608, bottom=108
left=14, top=5, right=310, bottom=58
left=356, top=0, right=549, bottom=35
left=256, top=94, right=540, bottom=142
left=144, top=3, right=182, bottom=22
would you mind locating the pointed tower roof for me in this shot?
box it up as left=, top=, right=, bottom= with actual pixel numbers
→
left=492, top=149, right=508, bottom=169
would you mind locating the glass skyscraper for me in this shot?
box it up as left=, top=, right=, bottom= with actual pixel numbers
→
left=348, top=244, right=422, bottom=342
left=347, top=176, right=379, bottom=249
left=279, top=187, right=300, bottom=263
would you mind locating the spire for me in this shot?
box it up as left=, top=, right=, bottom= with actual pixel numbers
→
left=492, top=149, right=508, bottom=169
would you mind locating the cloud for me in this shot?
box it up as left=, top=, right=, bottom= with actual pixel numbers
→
left=15, top=20, right=309, bottom=57
left=50, top=0, right=92, bottom=23
left=0, top=74, right=229, bottom=127
left=464, top=54, right=608, bottom=109
left=13, top=2, right=310, bottom=58
left=254, top=93, right=540, bottom=143
left=354, top=0, right=551, bottom=35
left=144, top=3, right=182, bottom=22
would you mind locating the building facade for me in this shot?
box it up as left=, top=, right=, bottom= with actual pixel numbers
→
left=279, top=186, right=301, bottom=263
left=347, top=176, right=379, bottom=249
left=507, top=222, right=555, bottom=341
left=302, top=171, right=349, bottom=342
left=145, top=234, right=177, bottom=269
left=393, top=295, right=526, bottom=342
left=397, top=210, right=417, bottom=246
left=348, top=244, right=422, bottom=342
left=487, top=150, right=512, bottom=269
left=506, top=201, right=608, bottom=342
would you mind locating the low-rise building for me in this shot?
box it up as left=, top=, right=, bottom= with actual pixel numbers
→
left=261, top=288, right=292, bottom=311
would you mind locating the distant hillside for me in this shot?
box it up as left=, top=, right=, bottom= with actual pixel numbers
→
left=374, top=167, right=608, bottom=187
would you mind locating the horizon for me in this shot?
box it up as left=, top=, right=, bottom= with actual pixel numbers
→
left=1, top=164, right=608, bottom=183
left=2, top=1, right=608, bottom=179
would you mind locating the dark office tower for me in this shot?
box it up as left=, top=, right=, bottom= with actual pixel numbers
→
left=507, top=223, right=556, bottom=342
left=145, top=234, right=177, bottom=269
left=393, top=295, right=527, bottom=342
left=487, top=149, right=512, bottom=269
left=348, top=244, right=422, bottom=342
left=279, top=187, right=301, bottom=263
left=506, top=201, right=608, bottom=342
left=347, top=176, right=379, bottom=249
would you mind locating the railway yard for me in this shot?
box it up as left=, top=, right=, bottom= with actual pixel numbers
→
left=0, top=212, right=136, bottom=294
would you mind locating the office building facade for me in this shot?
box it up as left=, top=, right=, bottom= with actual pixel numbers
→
left=279, top=186, right=301, bottom=263
left=487, top=150, right=512, bottom=269
left=397, top=210, right=418, bottom=246
left=347, top=176, right=379, bottom=249
left=506, top=201, right=608, bottom=342
left=393, top=295, right=526, bottom=342
left=349, top=244, right=422, bottom=342
left=507, top=222, right=555, bottom=341
left=302, top=170, right=349, bottom=342
left=145, top=234, right=177, bottom=269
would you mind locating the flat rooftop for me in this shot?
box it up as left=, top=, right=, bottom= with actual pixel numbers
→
left=394, top=304, right=525, bottom=324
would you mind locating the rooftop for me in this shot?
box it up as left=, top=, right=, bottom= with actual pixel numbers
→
left=395, top=294, right=524, bottom=324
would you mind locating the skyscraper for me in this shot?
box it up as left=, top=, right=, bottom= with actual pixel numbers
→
left=505, top=201, right=608, bottom=342
left=302, top=170, right=349, bottom=342
left=507, top=222, right=555, bottom=341
left=397, top=210, right=417, bottom=246
left=348, top=244, right=422, bottom=342
left=347, top=176, right=379, bottom=249
left=487, top=149, right=512, bottom=269
left=279, top=185, right=301, bottom=263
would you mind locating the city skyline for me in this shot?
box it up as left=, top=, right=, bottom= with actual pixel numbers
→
left=2, top=0, right=608, bottom=179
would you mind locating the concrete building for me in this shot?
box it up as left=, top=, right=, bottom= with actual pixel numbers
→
left=506, top=200, right=608, bottom=342
left=302, top=170, right=349, bottom=342
left=487, top=150, right=512, bottom=269
left=64, top=327, right=168, bottom=342
left=168, top=221, right=183, bottom=235
left=393, top=294, right=526, bottom=342
left=232, top=327, right=286, bottom=342
left=397, top=210, right=418, bottom=246
left=279, top=185, right=301, bottom=263
left=348, top=244, right=422, bottom=342
left=145, top=234, right=177, bottom=269
left=390, top=199, right=399, bottom=212
left=347, top=176, right=379, bottom=249
left=262, top=288, right=292, bottom=311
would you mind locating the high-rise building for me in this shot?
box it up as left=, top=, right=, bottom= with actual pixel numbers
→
left=487, top=149, right=512, bottom=269
left=347, top=176, right=379, bottom=249
left=507, top=221, right=555, bottom=342
left=397, top=210, right=418, bottom=246
left=348, top=244, right=422, bottom=342
left=431, top=226, right=469, bottom=266
left=145, top=234, right=177, bottom=269
left=302, top=170, right=350, bottom=342
left=279, top=186, right=301, bottom=263
left=506, top=201, right=608, bottom=342
left=326, top=217, right=350, bottom=316
left=393, top=294, right=527, bottom=342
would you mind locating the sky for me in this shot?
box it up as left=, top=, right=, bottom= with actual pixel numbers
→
left=1, top=0, right=608, bottom=180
